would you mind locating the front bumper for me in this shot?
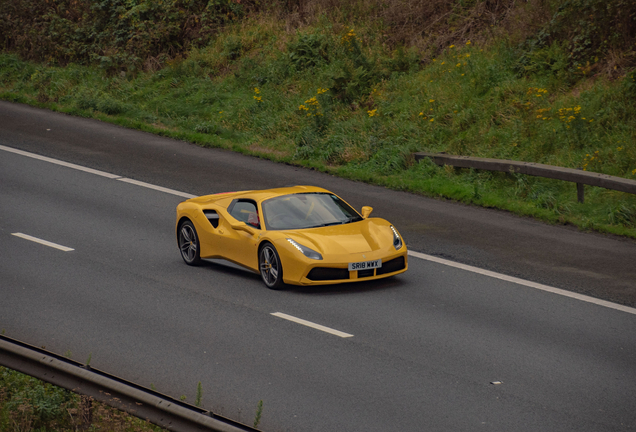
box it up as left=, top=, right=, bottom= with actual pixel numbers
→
left=278, top=245, right=408, bottom=286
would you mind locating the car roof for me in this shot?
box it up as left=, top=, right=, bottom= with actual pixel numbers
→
left=187, top=185, right=332, bottom=205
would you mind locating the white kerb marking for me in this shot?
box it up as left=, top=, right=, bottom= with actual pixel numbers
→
left=117, top=178, right=196, bottom=198
left=408, top=250, right=636, bottom=316
left=12, top=233, right=74, bottom=252
left=271, top=312, right=353, bottom=338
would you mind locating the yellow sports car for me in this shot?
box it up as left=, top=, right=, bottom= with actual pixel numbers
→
left=175, top=186, right=407, bottom=289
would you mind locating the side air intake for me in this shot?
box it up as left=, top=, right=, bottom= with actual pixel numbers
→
left=203, top=210, right=220, bottom=228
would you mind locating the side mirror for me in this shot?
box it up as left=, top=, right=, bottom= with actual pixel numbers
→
left=361, top=206, right=373, bottom=219
left=231, top=221, right=256, bottom=235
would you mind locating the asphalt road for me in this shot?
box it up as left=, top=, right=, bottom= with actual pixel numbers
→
left=1, top=102, right=635, bottom=306
left=1, top=102, right=636, bottom=431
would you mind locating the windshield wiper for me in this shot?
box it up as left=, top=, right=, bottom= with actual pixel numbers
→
left=316, top=217, right=359, bottom=227
left=317, top=221, right=345, bottom=227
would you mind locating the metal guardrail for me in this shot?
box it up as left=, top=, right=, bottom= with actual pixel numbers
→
left=0, top=335, right=259, bottom=432
left=414, top=152, right=636, bottom=203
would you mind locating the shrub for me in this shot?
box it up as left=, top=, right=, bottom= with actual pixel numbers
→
left=517, top=0, right=636, bottom=80
left=288, top=32, right=331, bottom=70
left=0, top=0, right=251, bottom=71
left=0, top=366, right=75, bottom=430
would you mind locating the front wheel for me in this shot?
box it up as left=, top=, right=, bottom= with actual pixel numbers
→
left=259, top=243, right=283, bottom=289
left=178, top=220, right=202, bottom=266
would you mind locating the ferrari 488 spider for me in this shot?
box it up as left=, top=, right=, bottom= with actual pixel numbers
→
left=176, top=186, right=407, bottom=289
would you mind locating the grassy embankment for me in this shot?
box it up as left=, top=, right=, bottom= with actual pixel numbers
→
left=1, top=0, right=635, bottom=238
left=0, top=365, right=164, bottom=431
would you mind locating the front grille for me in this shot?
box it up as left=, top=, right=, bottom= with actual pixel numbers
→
left=358, top=269, right=375, bottom=278
left=376, top=256, right=406, bottom=275
left=307, top=267, right=350, bottom=281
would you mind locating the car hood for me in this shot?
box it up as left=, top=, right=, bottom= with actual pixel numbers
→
left=282, top=219, right=393, bottom=254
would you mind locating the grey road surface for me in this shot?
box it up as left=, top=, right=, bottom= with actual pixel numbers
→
left=1, top=101, right=635, bottom=306
left=1, top=102, right=636, bottom=431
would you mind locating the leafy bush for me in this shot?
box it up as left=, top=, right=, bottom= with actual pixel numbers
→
left=288, top=33, right=331, bottom=70
left=0, top=366, right=75, bottom=430
left=518, top=0, right=636, bottom=80
left=0, top=0, right=251, bottom=71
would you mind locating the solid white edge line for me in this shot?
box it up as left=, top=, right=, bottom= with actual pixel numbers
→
left=0, top=144, right=196, bottom=199
left=117, top=178, right=197, bottom=199
left=407, top=250, right=636, bottom=316
left=0, top=144, right=121, bottom=179
left=271, top=312, right=354, bottom=338
left=12, top=233, right=74, bottom=252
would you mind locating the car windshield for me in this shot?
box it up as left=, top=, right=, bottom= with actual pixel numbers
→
left=262, top=193, right=363, bottom=230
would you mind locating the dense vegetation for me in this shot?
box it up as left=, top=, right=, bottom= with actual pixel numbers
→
left=0, top=365, right=163, bottom=431
left=1, top=0, right=636, bottom=237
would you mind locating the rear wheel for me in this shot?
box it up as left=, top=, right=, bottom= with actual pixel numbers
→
left=259, top=243, right=283, bottom=289
left=178, top=220, right=202, bottom=265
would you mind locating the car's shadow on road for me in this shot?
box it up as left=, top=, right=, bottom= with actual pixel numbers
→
left=199, top=258, right=406, bottom=295
left=281, top=276, right=406, bottom=296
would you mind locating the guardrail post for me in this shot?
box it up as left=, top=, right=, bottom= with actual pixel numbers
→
left=576, top=168, right=584, bottom=203
left=80, top=395, right=93, bottom=430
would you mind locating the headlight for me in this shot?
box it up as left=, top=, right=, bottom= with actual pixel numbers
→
left=390, top=226, right=403, bottom=250
left=286, top=238, right=323, bottom=260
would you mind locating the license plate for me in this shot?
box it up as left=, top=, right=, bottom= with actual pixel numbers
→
left=348, top=259, right=382, bottom=271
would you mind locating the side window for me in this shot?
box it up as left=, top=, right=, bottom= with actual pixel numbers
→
left=229, top=200, right=261, bottom=229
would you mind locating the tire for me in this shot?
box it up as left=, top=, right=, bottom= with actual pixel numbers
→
left=259, top=243, right=284, bottom=289
left=178, top=220, right=202, bottom=266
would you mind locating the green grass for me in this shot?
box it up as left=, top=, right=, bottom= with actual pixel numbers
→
left=0, top=365, right=165, bottom=431
left=1, top=12, right=635, bottom=238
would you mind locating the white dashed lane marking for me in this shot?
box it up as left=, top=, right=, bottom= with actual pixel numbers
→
left=271, top=312, right=354, bottom=338
left=12, top=233, right=74, bottom=252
